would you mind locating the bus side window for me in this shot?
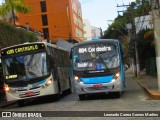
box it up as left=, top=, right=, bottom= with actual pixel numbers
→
left=52, top=48, right=59, bottom=79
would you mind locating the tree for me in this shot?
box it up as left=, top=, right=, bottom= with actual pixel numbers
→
left=0, top=0, right=32, bottom=25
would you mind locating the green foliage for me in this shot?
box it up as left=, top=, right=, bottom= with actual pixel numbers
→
left=0, top=20, right=37, bottom=48
left=128, top=38, right=136, bottom=57
left=0, top=0, right=32, bottom=25
left=136, top=29, right=155, bottom=70
left=102, top=0, right=152, bottom=66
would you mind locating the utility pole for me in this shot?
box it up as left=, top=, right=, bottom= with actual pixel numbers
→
left=151, top=0, right=160, bottom=91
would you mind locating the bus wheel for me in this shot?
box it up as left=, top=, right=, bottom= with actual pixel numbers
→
left=17, top=100, right=25, bottom=107
left=79, top=94, right=85, bottom=100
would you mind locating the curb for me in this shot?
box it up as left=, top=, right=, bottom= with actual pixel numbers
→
left=137, top=80, right=160, bottom=100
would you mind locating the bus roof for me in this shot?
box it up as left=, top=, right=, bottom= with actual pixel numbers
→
left=74, top=39, right=119, bottom=47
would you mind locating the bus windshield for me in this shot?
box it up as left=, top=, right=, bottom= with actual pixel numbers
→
left=3, top=52, right=50, bottom=80
left=73, top=43, right=120, bottom=71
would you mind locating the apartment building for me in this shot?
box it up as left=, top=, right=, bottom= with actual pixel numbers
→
left=91, top=26, right=102, bottom=38
left=83, top=19, right=92, bottom=41
left=17, top=0, right=84, bottom=43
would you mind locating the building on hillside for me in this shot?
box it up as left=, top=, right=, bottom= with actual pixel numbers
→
left=91, top=26, right=102, bottom=38
left=83, top=19, right=92, bottom=41
left=15, top=0, right=84, bottom=43
left=135, top=15, right=153, bottom=34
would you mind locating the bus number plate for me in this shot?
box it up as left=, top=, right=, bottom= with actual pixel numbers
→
left=93, top=84, right=102, bottom=88
left=25, top=92, right=34, bottom=96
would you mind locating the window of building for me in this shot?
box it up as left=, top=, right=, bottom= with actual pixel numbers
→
left=41, top=14, right=48, bottom=26
left=72, top=2, right=77, bottom=13
left=43, top=28, right=49, bottom=39
left=40, top=1, right=47, bottom=12
left=78, top=9, right=82, bottom=17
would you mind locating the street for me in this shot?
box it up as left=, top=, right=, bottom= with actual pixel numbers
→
left=0, top=74, right=160, bottom=120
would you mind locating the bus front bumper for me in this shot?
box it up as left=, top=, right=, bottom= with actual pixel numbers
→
left=73, top=77, right=123, bottom=95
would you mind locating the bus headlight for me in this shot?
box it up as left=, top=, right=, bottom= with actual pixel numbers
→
left=45, top=78, right=53, bottom=86
left=74, top=76, right=79, bottom=80
left=114, top=72, right=120, bottom=79
left=74, top=76, right=82, bottom=83
left=4, top=85, right=10, bottom=92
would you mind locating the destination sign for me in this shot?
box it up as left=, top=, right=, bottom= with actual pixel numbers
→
left=1, top=43, right=45, bottom=56
left=6, top=75, right=18, bottom=79
left=78, top=46, right=112, bottom=54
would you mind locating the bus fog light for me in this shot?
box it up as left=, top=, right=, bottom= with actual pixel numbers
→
left=112, top=79, right=116, bottom=82
left=79, top=82, right=83, bottom=84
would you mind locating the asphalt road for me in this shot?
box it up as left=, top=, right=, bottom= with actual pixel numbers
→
left=1, top=74, right=160, bottom=120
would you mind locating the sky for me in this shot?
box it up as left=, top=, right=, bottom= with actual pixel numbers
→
left=79, top=0, right=136, bottom=31
left=0, top=0, right=136, bottom=31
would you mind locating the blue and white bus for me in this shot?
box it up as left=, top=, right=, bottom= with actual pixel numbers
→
left=70, top=39, right=126, bottom=100
left=1, top=42, right=72, bottom=106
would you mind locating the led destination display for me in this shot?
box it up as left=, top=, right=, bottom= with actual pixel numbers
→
left=1, top=43, right=45, bottom=56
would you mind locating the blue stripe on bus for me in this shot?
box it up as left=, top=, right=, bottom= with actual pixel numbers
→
left=118, top=40, right=125, bottom=91
left=11, top=79, right=46, bottom=88
left=80, top=76, right=113, bottom=84
left=36, top=79, right=46, bottom=85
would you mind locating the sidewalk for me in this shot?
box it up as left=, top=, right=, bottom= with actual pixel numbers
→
left=128, top=69, right=160, bottom=100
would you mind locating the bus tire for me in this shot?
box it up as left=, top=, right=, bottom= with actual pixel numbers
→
left=79, top=94, right=85, bottom=100
left=17, top=100, right=25, bottom=107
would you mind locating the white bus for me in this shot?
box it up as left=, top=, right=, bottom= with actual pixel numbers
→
left=1, top=42, right=72, bottom=106
left=70, top=39, right=126, bottom=100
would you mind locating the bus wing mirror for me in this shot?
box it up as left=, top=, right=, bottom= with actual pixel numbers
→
left=123, top=64, right=128, bottom=71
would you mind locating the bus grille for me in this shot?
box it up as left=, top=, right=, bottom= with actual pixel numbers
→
left=86, top=86, right=111, bottom=91
left=19, top=91, right=40, bottom=98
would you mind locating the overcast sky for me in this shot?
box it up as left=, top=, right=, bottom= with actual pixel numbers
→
left=0, top=0, right=136, bottom=31
left=79, top=0, right=136, bottom=31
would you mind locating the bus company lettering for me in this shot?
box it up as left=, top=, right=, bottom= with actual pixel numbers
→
left=78, top=46, right=111, bottom=53
left=6, top=45, right=38, bottom=55
left=77, top=63, right=92, bottom=67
